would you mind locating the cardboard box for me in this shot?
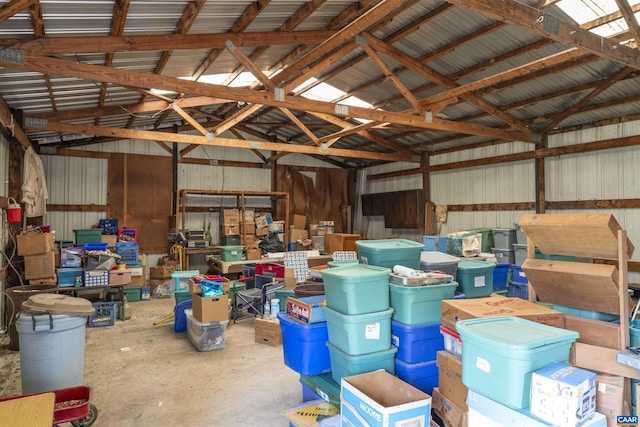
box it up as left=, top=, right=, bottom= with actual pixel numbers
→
left=29, top=276, right=57, bottom=286
left=158, top=257, right=180, bottom=268
left=150, top=265, right=174, bottom=279
left=192, top=293, right=229, bottom=323
left=23, top=251, right=56, bottom=280
left=311, top=235, right=324, bottom=251
left=128, top=275, right=146, bottom=287
left=244, top=222, right=256, bottom=235
left=324, top=233, right=360, bottom=255
left=285, top=296, right=326, bottom=325
left=441, top=295, right=564, bottom=333
left=17, top=232, right=55, bottom=256
left=284, top=268, right=297, bottom=287
left=60, top=247, right=83, bottom=268
left=246, top=243, right=261, bottom=261
left=243, top=209, right=255, bottom=223
left=431, top=387, right=468, bottom=427
left=109, top=270, right=132, bottom=285
left=596, top=374, right=629, bottom=427
left=341, top=370, right=432, bottom=427
left=281, top=400, right=339, bottom=427
left=289, top=228, right=309, bottom=243
left=255, top=213, right=272, bottom=229
left=221, top=223, right=240, bottom=235
left=221, top=208, right=240, bottom=224
left=292, top=214, right=306, bottom=230
left=256, top=226, right=269, bottom=237
left=437, top=351, right=468, bottom=411
left=316, top=225, right=334, bottom=236
left=255, top=316, right=282, bottom=346
left=530, top=362, right=596, bottom=427
left=101, top=234, right=117, bottom=247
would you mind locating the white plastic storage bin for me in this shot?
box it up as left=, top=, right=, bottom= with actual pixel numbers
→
left=185, top=308, right=228, bottom=351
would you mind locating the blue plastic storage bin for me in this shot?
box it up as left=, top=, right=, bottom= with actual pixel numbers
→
left=492, top=264, right=510, bottom=291
left=394, top=359, right=439, bottom=395
left=457, top=316, right=579, bottom=409
left=115, top=241, right=139, bottom=265
left=174, top=299, right=193, bottom=333
left=324, top=306, right=393, bottom=356
left=389, top=282, right=457, bottom=325
left=326, top=341, right=397, bottom=384
left=277, top=312, right=331, bottom=376
left=391, top=320, right=444, bottom=364
left=456, top=260, right=495, bottom=298
left=423, top=236, right=447, bottom=252
left=84, top=242, right=108, bottom=251
left=511, top=264, right=528, bottom=284
left=172, top=270, right=200, bottom=292
left=355, top=239, right=424, bottom=270
left=508, top=280, right=528, bottom=300
left=320, top=264, right=390, bottom=315
left=285, top=295, right=327, bottom=324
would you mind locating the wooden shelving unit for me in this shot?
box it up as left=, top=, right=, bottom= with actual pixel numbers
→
left=176, top=189, right=290, bottom=246
left=520, top=213, right=639, bottom=381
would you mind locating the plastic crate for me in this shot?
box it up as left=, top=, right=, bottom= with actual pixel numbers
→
left=457, top=316, right=579, bottom=409
left=115, top=242, right=139, bottom=265
left=98, top=218, right=119, bottom=235
left=83, top=270, right=109, bottom=287
left=84, top=242, right=108, bottom=252
left=118, top=227, right=138, bottom=242
left=508, top=280, right=529, bottom=300
left=392, top=320, right=444, bottom=364
left=88, top=301, right=117, bottom=327
left=255, top=263, right=285, bottom=278
left=220, top=246, right=243, bottom=262
left=492, top=264, right=510, bottom=291
left=73, top=229, right=102, bottom=245
left=511, top=264, right=528, bottom=284
left=491, top=248, right=515, bottom=264
left=277, top=312, right=331, bottom=376
left=491, top=228, right=517, bottom=250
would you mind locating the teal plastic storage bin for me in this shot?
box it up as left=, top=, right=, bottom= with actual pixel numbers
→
left=355, top=239, right=424, bottom=270
left=174, top=290, right=192, bottom=306
left=420, top=251, right=460, bottom=279
left=172, top=270, right=199, bottom=292
left=124, top=286, right=141, bottom=302
left=320, top=264, right=390, bottom=315
left=220, top=246, right=243, bottom=262
left=327, top=260, right=359, bottom=268
left=456, top=260, right=495, bottom=298
left=553, top=305, right=618, bottom=321
left=326, top=341, right=397, bottom=383
left=299, top=373, right=341, bottom=408
left=324, top=306, right=393, bottom=356
left=73, top=229, right=102, bottom=245
left=457, top=316, right=579, bottom=409
left=389, top=282, right=457, bottom=325
left=395, top=358, right=439, bottom=395
left=534, top=249, right=576, bottom=262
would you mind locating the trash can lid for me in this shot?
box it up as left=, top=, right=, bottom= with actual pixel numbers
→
left=22, top=294, right=95, bottom=316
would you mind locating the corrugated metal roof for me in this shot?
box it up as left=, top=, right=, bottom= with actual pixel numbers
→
left=1, top=0, right=640, bottom=167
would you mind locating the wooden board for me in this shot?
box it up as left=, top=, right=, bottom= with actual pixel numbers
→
left=523, top=259, right=632, bottom=315
left=563, top=314, right=621, bottom=350
left=0, top=392, right=55, bottom=427
left=571, top=342, right=640, bottom=380
left=519, top=213, right=634, bottom=259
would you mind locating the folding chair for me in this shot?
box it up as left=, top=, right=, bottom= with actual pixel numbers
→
left=233, top=275, right=284, bottom=322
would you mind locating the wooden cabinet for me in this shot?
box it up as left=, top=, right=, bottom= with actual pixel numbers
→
left=520, top=213, right=638, bottom=380
left=361, top=190, right=423, bottom=229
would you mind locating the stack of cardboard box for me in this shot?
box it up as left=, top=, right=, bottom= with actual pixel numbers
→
left=17, top=232, right=57, bottom=285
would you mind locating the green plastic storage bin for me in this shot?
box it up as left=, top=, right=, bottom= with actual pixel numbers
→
left=73, top=229, right=102, bottom=245
left=467, top=228, right=494, bottom=253
left=220, top=246, right=243, bottom=262
left=174, top=290, right=192, bottom=306
left=320, top=264, right=391, bottom=315
left=457, top=316, right=579, bottom=409
left=327, top=260, right=359, bottom=268
left=274, top=287, right=296, bottom=312
left=326, top=341, right=397, bottom=384
left=299, top=373, right=341, bottom=408
left=324, top=306, right=393, bottom=356
left=534, top=249, right=576, bottom=262
left=456, top=260, right=495, bottom=298
left=389, top=281, right=457, bottom=325
left=124, top=286, right=141, bottom=302
left=221, top=235, right=240, bottom=246
left=355, top=239, right=424, bottom=270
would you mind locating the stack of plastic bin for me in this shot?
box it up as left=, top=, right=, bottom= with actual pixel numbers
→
left=320, top=264, right=396, bottom=384
left=389, top=277, right=457, bottom=395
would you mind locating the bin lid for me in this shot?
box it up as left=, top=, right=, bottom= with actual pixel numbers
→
left=420, top=251, right=460, bottom=263
left=320, top=263, right=390, bottom=280
left=355, top=238, right=424, bottom=251
left=458, top=259, right=496, bottom=271
left=456, top=316, right=578, bottom=350
left=22, top=294, right=95, bottom=316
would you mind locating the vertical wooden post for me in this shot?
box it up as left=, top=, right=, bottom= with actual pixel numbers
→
left=421, top=152, right=435, bottom=235
left=172, top=124, right=179, bottom=216
left=535, top=136, right=546, bottom=214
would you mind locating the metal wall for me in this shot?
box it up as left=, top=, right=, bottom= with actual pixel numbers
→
left=0, top=134, right=8, bottom=329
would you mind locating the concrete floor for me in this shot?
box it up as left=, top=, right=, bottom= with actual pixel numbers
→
left=0, top=296, right=302, bottom=427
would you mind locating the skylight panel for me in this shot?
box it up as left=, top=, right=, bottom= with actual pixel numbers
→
left=556, top=0, right=639, bottom=36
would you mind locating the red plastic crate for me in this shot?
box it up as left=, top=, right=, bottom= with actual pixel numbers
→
left=255, top=263, right=285, bottom=278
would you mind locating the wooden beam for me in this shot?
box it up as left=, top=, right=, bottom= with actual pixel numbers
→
left=280, top=108, right=321, bottom=145
left=317, top=121, right=381, bottom=145
left=47, top=204, right=108, bottom=212
left=0, top=0, right=33, bottom=25
left=6, top=54, right=528, bottom=142
left=29, top=120, right=417, bottom=163
left=171, top=103, right=210, bottom=136
left=614, top=0, right=640, bottom=45
left=446, top=202, right=536, bottom=211
left=447, top=0, right=640, bottom=70
left=0, top=95, right=31, bottom=149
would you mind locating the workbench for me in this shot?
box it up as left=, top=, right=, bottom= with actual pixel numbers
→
left=208, top=254, right=333, bottom=275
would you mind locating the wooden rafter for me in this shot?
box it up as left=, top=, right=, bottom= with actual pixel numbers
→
left=614, top=0, right=640, bottom=44
left=171, top=104, right=210, bottom=136
left=447, top=0, right=640, bottom=70
left=0, top=95, right=31, bottom=149
left=582, top=3, right=640, bottom=30
left=0, top=0, right=33, bottom=25
left=27, top=120, right=416, bottom=163
left=541, top=66, right=635, bottom=132
left=363, top=34, right=532, bottom=135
